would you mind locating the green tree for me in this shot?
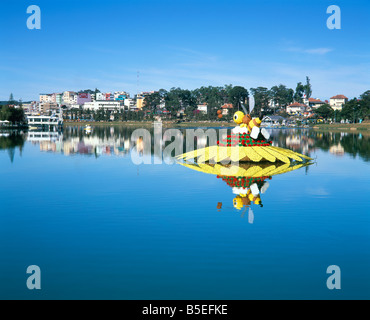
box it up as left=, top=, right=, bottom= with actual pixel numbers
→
left=250, top=87, right=270, bottom=117
left=8, top=93, right=15, bottom=105
left=294, top=82, right=305, bottom=103
left=315, top=104, right=334, bottom=119
left=228, top=86, right=249, bottom=111
left=270, top=84, right=294, bottom=110
left=359, top=90, right=370, bottom=120
left=304, top=76, right=312, bottom=100
left=143, top=91, right=162, bottom=112
left=340, top=98, right=362, bottom=123
left=0, top=105, right=25, bottom=124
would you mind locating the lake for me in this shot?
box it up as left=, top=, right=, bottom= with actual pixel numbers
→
left=0, top=125, right=369, bottom=300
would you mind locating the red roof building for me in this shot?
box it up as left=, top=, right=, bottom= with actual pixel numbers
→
left=308, top=98, right=325, bottom=109
left=330, top=94, right=348, bottom=100
left=286, top=102, right=306, bottom=115
left=330, top=95, right=348, bottom=111
left=221, top=103, right=234, bottom=115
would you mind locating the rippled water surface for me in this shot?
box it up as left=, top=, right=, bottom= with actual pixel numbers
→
left=0, top=126, right=369, bottom=299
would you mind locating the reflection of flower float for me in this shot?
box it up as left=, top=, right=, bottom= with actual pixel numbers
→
left=180, top=161, right=312, bottom=222
left=177, top=109, right=312, bottom=164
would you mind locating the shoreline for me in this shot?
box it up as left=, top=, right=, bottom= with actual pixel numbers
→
left=312, top=122, right=370, bottom=131
left=62, top=120, right=235, bottom=128
left=2, top=121, right=369, bottom=132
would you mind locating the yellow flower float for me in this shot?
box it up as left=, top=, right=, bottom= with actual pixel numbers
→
left=177, top=107, right=312, bottom=164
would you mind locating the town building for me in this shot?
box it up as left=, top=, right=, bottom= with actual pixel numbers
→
left=105, top=93, right=114, bottom=101
left=77, top=93, right=92, bottom=105
left=308, top=98, right=325, bottom=109
left=114, top=91, right=129, bottom=100
left=95, top=92, right=106, bottom=101
left=124, top=98, right=136, bottom=110
left=22, top=101, right=39, bottom=114
left=39, top=94, right=52, bottom=103
left=197, top=103, right=208, bottom=114
left=82, top=100, right=123, bottom=111
left=221, top=103, right=233, bottom=115
left=286, top=102, right=306, bottom=115
left=39, top=103, right=60, bottom=115
left=330, top=95, right=348, bottom=111
left=261, top=115, right=286, bottom=126
left=136, top=95, right=144, bottom=109
left=62, top=91, right=76, bottom=104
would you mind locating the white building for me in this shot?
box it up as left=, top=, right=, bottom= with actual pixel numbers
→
left=286, top=102, right=306, bottom=115
left=330, top=95, right=348, bottom=111
left=62, top=91, right=76, bottom=104
left=124, top=98, right=136, bottom=110
left=39, top=94, right=52, bottom=103
left=197, top=103, right=208, bottom=114
left=308, top=98, right=325, bottom=109
left=82, top=101, right=123, bottom=111
left=95, top=92, right=107, bottom=101
left=114, top=91, right=129, bottom=100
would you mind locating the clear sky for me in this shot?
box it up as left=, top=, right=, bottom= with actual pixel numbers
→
left=0, top=0, right=369, bottom=101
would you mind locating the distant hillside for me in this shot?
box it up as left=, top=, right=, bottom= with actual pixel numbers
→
left=0, top=101, right=32, bottom=106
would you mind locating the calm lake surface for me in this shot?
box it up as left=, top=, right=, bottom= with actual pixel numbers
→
left=0, top=126, right=369, bottom=300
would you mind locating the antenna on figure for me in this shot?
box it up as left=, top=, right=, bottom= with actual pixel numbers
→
left=137, top=71, right=140, bottom=96
left=249, top=95, right=255, bottom=115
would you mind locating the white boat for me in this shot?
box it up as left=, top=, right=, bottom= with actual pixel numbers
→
left=27, top=114, right=63, bottom=128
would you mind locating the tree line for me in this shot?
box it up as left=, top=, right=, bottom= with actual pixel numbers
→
left=314, top=90, right=370, bottom=122
left=0, top=93, right=26, bottom=124
left=142, top=78, right=313, bottom=120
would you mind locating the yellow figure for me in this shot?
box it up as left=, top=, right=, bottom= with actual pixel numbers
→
left=247, top=117, right=262, bottom=133
left=248, top=192, right=261, bottom=205
left=233, top=196, right=244, bottom=210
left=233, top=111, right=262, bottom=133
left=233, top=190, right=261, bottom=210
left=176, top=110, right=313, bottom=164
left=233, top=111, right=245, bottom=126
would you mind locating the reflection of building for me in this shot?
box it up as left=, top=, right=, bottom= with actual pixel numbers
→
left=28, top=131, right=62, bottom=142
left=329, top=144, right=345, bottom=156
left=330, top=95, right=348, bottom=111
left=30, top=130, right=132, bottom=158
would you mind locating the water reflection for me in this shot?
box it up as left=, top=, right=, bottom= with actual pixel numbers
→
left=0, top=126, right=369, bottom=163
left=180, top=161, right=312, bottom=222
left=270, top=129, right=369, bottom=161
left=0, top=131, right=26, bottom=163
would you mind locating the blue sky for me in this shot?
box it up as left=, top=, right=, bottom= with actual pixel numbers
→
left=0, top=0, right=369, bottom=101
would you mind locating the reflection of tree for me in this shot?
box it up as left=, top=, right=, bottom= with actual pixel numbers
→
left=340, top=134, right=369, bottom=161
left=59, top=126, right=370, bottom=162
left=0, top=132, right=26, bottom=163
left=270, top=129, right=369, bottom=162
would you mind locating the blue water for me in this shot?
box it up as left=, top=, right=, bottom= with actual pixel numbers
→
left=0, top=127, right=369, bottom=299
